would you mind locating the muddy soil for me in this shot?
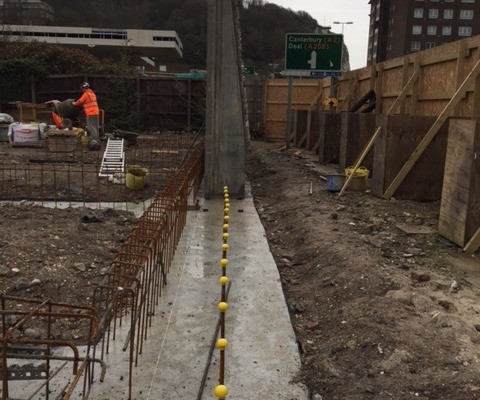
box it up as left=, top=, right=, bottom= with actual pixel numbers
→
left=0, top=203, right=136, bottom=303
left=0, top=203, right=136, bottom=341
left=246, top=140, right=480, bottom=400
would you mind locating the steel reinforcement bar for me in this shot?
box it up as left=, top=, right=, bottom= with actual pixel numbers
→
left=0, top=138, right=205, bottom=400
left=0, top=296, right=101, bottom=400
left=92, top=138, right=205, bottom=399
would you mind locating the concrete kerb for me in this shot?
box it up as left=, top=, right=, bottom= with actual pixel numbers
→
left=4, top=182, right=307, bottom=399
left=87, top=182, right=307, bottom=399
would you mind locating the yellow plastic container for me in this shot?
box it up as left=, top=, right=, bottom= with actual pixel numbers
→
left=126, top=165, right=148, bottom=190
left=80, top=135, right=90, bottom=146
left=345, top=166, right=370, bottom=181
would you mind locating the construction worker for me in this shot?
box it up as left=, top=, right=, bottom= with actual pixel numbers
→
left=73, top=82, right=101, bottom=150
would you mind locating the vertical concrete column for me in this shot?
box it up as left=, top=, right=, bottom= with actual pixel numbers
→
left=206, top=0, right=246, bottom=196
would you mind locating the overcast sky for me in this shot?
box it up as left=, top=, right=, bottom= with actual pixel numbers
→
left=266, top=0, right=371, bottom=70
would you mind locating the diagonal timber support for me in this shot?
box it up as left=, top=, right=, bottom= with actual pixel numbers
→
left=338, top=66, right=421, bottom=197
left=383, top=58, right=480, bottom=199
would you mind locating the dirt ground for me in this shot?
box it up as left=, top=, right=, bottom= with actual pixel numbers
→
left=0, top=203, right=135, bottom=306
left=246, top=140, right=480, bottom=400
left=3, top=138, right=480, bottom=398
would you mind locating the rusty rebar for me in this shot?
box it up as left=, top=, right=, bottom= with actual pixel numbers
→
left=0, top=137, right=206, bottom=400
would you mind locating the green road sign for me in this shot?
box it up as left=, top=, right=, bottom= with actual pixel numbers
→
left=243, top=65, right=255, bottom=75
left=284, top=33, right=343, bottom=77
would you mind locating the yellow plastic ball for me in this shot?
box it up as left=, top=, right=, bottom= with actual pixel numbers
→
left=220, top=258, right=228, bottom=267
left=223, top=215, right=230, bottom=222
left=222, top=243, right=229, bottom=251
left=219, top=276, right=229, bottom=286
left=223, top=185, right=228, bottom=190
left=224, top=208, right=229, bottom=215
left=223, top=233, right=229, bottom=240
left=214, top=384, right=228, bottom=398
left=216, top=338, right=229, bottom=350
left=218, top=302, right=229, bottom=312
left=223, top=224, right=229, bottom=230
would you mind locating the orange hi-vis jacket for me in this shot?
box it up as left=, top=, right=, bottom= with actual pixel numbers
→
left=75, top=89, right=99, bottom=116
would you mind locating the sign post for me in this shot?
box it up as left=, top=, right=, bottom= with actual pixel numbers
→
left=283, top=33, right=343, bottom=143
left=285, top=77, right=293, bottom=149
left=284, top=33, right=343, bottom=77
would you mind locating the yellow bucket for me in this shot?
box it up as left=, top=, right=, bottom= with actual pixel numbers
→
left=80, top=135, right=90, bottom=146
left=345, top=166, right=370, bottom=181
left=126, top=165, right=148, bottom=190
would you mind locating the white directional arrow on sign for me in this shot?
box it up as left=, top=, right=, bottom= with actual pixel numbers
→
left=308, top=51, right=317, bottom=69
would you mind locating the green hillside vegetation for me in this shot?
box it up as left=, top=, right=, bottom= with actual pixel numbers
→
left=42, top=0, right=321, bottom=71
left=0, top=41, right=135, bottom=102
left=240, top=1, right=319, bottom=74
left=0, top=0, right=322, bottom=126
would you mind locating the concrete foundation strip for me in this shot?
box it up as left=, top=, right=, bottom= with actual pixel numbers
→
left=196, top=281, right=232, bottom=400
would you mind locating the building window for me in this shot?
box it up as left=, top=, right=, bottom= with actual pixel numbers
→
left=461, top=0, right=475, bottom=3
left=444, top=9, right=454, bottom=19
left=430, top=0, right=439, bottom=2
left=426, top=42, right=436, bottom=49
left=411, top=41, right=421, bottom=51
left=429, top=9, right=438, bottom=18
left=427, top=25, right=437, bottom=35
left=412, top=25, right=422, bottom=34
left=414, top=8, right=424, bottom=18
left=445, top=0, right=454, bottom=2
left=459, top=26, right=473, bottom=36
left=460, top=10, right=474, bottom=19
left=442, top=26, right=452, bottom=35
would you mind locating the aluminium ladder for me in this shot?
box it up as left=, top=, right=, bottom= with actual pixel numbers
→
left=98, top=138, right=125, bottom=177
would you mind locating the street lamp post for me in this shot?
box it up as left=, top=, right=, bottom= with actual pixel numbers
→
left=333, top=21, right=353, bottom=72
left=333, top=21, right=353, bottom=35
left=330, top=21, right=353, bottom=99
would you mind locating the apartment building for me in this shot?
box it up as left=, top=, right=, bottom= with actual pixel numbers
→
left=367, top=0, right=480, bottom=65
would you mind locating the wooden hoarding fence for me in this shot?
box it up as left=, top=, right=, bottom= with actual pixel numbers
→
left=338, top=65, right=422, bottom=196
left=263, top=36, right=480, bottom=140
left=263, top=79, right=325, bottom=140
left=30, top=75, right=206, bottom=130
left=383, top=58, right=480, bottom=199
